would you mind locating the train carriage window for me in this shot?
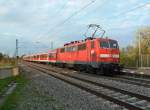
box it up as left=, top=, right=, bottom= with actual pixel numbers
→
left=49, top=53, right=55, bottom=58
left=49, top=54, right=52, bottom=58
left=91, top=41, right=94, bottom=49
left=60, top=48, right=65, bottom=53
left=100, top=41, right=109, bottom=48
left=41, top=54, right=47, bottom=59
left=78, top=43, right=86, bottom=51
left=45, top=54, right=48, bottom=58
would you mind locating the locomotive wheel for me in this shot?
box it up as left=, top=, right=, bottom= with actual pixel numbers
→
left=86, top=66, right=96, bottom=74
left=74, top=65, right=84, bottom=72
left=96, top=69, right=104, bottom=75
left=79, top=66, right=86, bottom=72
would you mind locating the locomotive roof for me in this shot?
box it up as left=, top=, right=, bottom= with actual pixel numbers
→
left=63, top=37, right=117, bottom=47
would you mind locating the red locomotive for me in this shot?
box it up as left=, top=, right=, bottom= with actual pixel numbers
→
left=23, top=24, right=122, bottom=75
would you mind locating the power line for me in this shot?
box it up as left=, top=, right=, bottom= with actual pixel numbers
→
left=116, top=2, right=150, bottom=17
left=50, top=1, right=150, bottom=32
left=106, top=2, right=150, bottom=31
left=45, top=1, right=149, bottom=39
left=58, top=0, right=96, bottom=26
left=49, top=0, right=69, bottom=18
left=45, top=0, right=97, bottom=36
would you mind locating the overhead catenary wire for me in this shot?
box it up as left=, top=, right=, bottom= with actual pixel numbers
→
left=46, top=1, right=150, bottom=34
left=44, top=0, right=97, bottom=36
left=106, top=2, right=150, bottom=31
left=116, top=2, right=150, bottom=17
left=49, top=0, right=69, bottom=19
left=57, top=0, right=96, bottom=26
left=42, top=1, right=150, bottom=45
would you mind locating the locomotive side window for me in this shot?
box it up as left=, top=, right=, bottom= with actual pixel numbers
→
left=78, top=43, right=86, bottom=51
left=91, top=41, right=94, bottom=49
left=65, top=47, right=69, bottom=52
left=100, top=41, right=109, bottom=48
left=65, top=46, right=77, bottom=52
left=71, top=46, right=77, bottom=52
left=65, top=47, right=71, bottom=52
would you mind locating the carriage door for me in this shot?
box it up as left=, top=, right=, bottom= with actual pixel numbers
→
left=90, top=41, right=97, bottom=68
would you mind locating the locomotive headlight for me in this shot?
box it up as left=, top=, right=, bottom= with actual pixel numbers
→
left=112, top=54, right=119, bottom=58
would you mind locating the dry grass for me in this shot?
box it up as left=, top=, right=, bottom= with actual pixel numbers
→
left=0, top=59, right=17, bottom=68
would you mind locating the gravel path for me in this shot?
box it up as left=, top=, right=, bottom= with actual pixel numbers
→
left=16, top=64, right=126, bottom=110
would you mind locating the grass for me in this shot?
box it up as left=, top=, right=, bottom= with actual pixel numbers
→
left=0, top=77, right=14, bottom=93
left=0, top=59, right=17, bottom=69
left=0, top=75, right=28, bottom=110
left=0, top=72, right=64, bottom=110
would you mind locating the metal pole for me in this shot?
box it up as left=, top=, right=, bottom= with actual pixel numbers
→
left=147, top=54, right=148, bottom=67
left=139, top=34, right=141, bottom=68
left=16, top=39, right=18, bottom=66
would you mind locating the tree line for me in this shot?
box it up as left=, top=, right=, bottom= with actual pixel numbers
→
left=120, top=27, right=150, bottom=67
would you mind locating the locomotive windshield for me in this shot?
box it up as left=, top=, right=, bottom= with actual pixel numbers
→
left=100, top=40, right=118, bottom=49
left=109, top=40, right=118, bottom=49
left=100, top=41, right=109, bottom=48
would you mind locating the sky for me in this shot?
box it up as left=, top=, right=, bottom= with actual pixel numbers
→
left=0, top=0, right=150, bottom=56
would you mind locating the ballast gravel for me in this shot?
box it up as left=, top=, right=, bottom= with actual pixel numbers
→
left=31, top=63, right=150, bottom=97
left=17, top=65, right=127, bottom=110
left=69, top=72, right=150, bottom=97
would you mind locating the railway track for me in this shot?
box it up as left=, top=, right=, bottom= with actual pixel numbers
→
left=25, top=62, right=150, bottom=88
left=115, top=75, right=150, bottom=88
left=25, top=62, right=150, bottom=110
left=81, top=73, right=150, bottom=88
left=122, top=71, right=150, bottom=79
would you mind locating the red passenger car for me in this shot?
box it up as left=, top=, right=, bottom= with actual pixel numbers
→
left=48, top=50, right=57, bottom=63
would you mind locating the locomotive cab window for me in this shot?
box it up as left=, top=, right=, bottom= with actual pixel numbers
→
left=100, top=41, right=109, bottom=48
left=109, top=41, right=118, bottom=49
